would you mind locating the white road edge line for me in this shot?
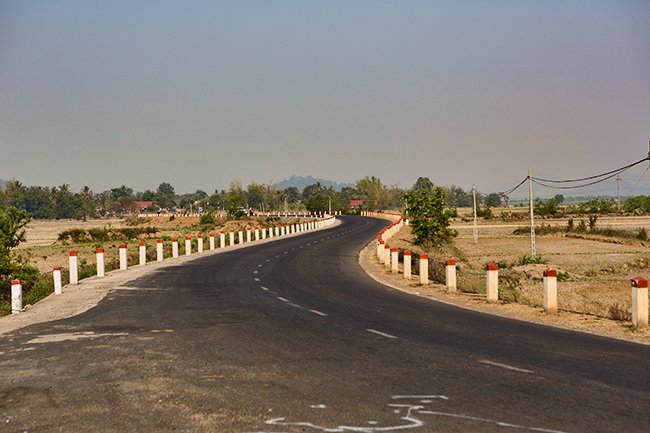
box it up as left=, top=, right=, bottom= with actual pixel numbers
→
left=479, top=360, right=534, bottom=374
left=366, top=328, right=398, bottom=339
left=277, top=296, right=289, bottom=303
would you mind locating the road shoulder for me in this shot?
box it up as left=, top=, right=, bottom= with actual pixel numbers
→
left=358, top=240, right=650, bottom=345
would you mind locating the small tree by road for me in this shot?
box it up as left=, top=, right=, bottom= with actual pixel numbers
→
left=402, top=180, right=456, bottom=249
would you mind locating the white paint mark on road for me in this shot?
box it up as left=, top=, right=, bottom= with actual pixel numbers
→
left=392, top=395, right=449, bottom=401
left=258, top=264, right=263, bottom=267
left=254, top=270, right=259, bottom=274
left=309, top=309, right=328, bottom=317
left=310, top=404, right=327, bottom=409
left=277, top=297, right=289, bottom=303
left=26, top=332, right=129, bottom=344
left=419, top=410, right=569, bottom=433
left=366, top=329, right=398, bottom=339
left=254, top=278, right=260, bottom=282
left=479, top=360, right=534, bottom=374
left=260, top=286, right=270, bottom=291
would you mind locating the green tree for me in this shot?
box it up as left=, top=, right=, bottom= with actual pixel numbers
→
left=356, top=176, right=389, bottom=211
left=0, top=208, right=38, bottom=292
left=485, top=193, right=502, bottom=207
left=402, top=185, right=456, bottom=248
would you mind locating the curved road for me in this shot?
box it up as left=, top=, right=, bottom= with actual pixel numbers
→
left=1, top=216, right=649, bottom=432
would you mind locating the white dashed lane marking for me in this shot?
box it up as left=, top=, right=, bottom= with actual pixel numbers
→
left=309, top=309, right=328, bottom=317
left=366, top=329, right=398, bottom=339
left=479, top=360, right=534, bottom=374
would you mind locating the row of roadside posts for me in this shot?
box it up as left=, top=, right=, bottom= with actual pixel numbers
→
left=10, top=217, right=335, bottom=315
left=369, top=212, right=650, bottom=330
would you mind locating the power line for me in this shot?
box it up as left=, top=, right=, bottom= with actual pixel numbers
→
left=532, top=157, right=648, bottom=184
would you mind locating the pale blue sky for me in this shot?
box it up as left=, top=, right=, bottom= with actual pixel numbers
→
left=1, top=1, right=649, bottom=197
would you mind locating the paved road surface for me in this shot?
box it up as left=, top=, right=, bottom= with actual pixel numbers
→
left=1, top=216, right=649, bottom=432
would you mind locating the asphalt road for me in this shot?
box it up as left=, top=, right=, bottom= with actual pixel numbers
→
left=1, top=216, right=649, bottom=433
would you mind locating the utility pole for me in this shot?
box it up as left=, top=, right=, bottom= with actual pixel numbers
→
left=529, top=169, right=536, bottom=257
left=472, top=185, right=478, bottom=244
left=616, top=175, right=621, bottom=212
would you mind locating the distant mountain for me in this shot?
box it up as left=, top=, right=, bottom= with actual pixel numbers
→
left=0, top=179, right=5, bottom=189
left=276, top=175, right=355, bottom=192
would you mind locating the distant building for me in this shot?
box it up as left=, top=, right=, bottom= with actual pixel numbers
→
left=349, top=200, right=364, bottom=208
left=134, top=201, right=155, bottom=211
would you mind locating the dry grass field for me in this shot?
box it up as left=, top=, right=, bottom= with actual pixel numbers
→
left=388, top=212, right=650, bottom=321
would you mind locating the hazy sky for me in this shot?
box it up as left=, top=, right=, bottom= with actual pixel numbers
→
left=2, top=1, right=649, bottom=198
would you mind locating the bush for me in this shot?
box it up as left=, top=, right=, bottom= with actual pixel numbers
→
left=402, top=185, right=457, bottom=248
left=199, top=210, right=217, bottom=226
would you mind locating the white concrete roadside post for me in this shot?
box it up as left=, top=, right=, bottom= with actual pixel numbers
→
left=172, top=238, right=179, bottom=258
left=377, top=239, right=384, bottom=261
left=419, top=253, right=429, bottom=285
left=543, top=268, right=558, bottom=314
left=446, top=259, right=457, bottom=293
left=486, top=263, right=499, bottom=302
left=229, top=230, right=235, bottom=246
left=246, top=228, right=252, bottom=243
left=209, top=233, right=215, bottom=250
left=403, top=250, right=412, bottom=280
left=220, top=231, right=226, bottom=248
left=198, top=234, right=204, bottom=253
left=238, top=230, right=244, bottom=245
left=281, top=225, right=286, bottom=236
left=254, top=227, right=260, bottom=241
left=119, top=244, right=128, bottom=270
left=383, top=244, right=391, bottom=268
left=631, top=276, right=649, bottom=329
left=139, top=242, right=147, bottom=265
left=157, top=239, right=164, bottom=261
left=262, top=227, right=267, bottom=240
left=53, top=266, right=63, bottom=295
left=11, top=279, right=22, bottom=314
left=391, top=247, right=399, bottom=273
left=185, top=235, right=192, bottom=256
left=69, top=250, right=79, bottom=285
left=96, top=247, right=105, bottom=277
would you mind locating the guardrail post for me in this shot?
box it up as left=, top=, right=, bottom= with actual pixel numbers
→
left=139, top=242, right=147, bottom=265
left=403, top=250, right=412, bottom=279
left=631, top=276, right=649, bottom=329
left=157, top=240, right=164, bottom=261
left=486, top=263, right=499, bottom=302
left=543, top=268, right=558, bottom=314
left=69, top=250, right=78, bottom=285
left=119, top=244, right=128, bottom=270
left=11, top=279, right=22, bottom=314
left=53, top=266, right=63, bottom=294
left=419, top=254, right=429, bottom=285
left=209, top=233, right=215, bottom=250
left=391, top=248, right=399, bottom=273
left=446, top=259, right=457, bottom=293
left=96, top=247, right=105, bottom=276
left=198, top=234, right=204, bottom=253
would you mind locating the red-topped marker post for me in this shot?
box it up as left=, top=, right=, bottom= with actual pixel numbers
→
left=119, top=244, right=128, bottom=270
left=69, top=250, right=79, bottom=285
left=446, top=259, right=457, bottom=293
left=96, top=247, right=105, bottom=277
left=486, top=263, right=499, bottom=302
left=198, top=234, right=204, bottom=253
left=53, top=266, right=63, bottom=295
left=185, top=235, right=192, bottom=256
left=403, top=251, right=412, bottom=280
left=631, top=276, right=648, bottom=329
left=157, top=239, right=164, bottom=261
left=139, top=242, right=147, bottom=265
left=419, top=254, right=429, bottom=285
left=543, top=268, right=558, bottom=314
left=11, top=279, right=22, bottom=314
left=172, top=238, right=179, bottom=258
left=391, top=247, right=399, bottom=273
left=209, top=233, right=215, bottom=250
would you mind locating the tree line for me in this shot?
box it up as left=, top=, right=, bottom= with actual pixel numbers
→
left=0, top=177, right=497, bottom=220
